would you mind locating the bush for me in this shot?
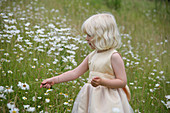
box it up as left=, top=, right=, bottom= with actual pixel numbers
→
left=104, top=0, right=122, bottom=10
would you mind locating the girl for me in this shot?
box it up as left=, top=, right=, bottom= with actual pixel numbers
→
left=40, top=13, right=133, bottom=113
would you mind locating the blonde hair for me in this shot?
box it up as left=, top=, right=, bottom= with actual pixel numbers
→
left=82, top=13, right=121, bottom=51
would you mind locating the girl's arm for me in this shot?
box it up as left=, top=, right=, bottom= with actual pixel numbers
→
left=40, top=55, right=89, bottom=88
left=91, top=53, right=127, bottom=88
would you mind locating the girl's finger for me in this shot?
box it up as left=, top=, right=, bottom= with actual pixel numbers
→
left=40, top=84, right=43, bottom=88
left=46, top=84, right=51, bottom=89
left=43, top=84, right=48, bottom=88
left=91, top=80, right=98, bottom=87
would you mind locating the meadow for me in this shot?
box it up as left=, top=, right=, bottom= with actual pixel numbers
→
left=0, top=0, right=170, bottom=113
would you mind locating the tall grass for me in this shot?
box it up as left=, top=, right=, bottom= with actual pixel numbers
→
left=0, top=0, right=169, bottom=112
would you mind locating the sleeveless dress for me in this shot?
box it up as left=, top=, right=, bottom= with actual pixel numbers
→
left=72, top=48, right=133, bottom=113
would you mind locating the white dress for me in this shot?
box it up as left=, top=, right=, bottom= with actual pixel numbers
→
left=72, top=48, right=133, bottom=113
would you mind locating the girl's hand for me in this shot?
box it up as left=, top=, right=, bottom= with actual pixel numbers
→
left=40, top=78, right=55, bottom=89
left=91, top=77, right=102, bottom=87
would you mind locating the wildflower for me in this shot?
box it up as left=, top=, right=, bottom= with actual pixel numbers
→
left=67, top=109, right=71, bottom=112
left=46, top=89, right=53, bottom=93
left=44, top=92, right=49, bottom=95
left=126, top=62, right=130, bottom=67
left=150, top=73, right=155, bottom=75
left=135, top=109, right=140, bottom=113
left=9, top=107, right=19, bottom=113
left=59, top=92, right=63, bottom=95
left=161, top=100, right=170, bottom=109
left=155, top=84, right=160, bottom=87
left=150, top=89, right=154, bottom=92
left=68, top=99, right=73, bottom=102
left=7, top=102, right=15, bottom=109
left=166, top=81, right=170, bottom=84
left=0, top=93, right=6, bottom=99
left=153, top=69, right=157, bottom=72
left=134, top=62, right=139, bottom=65
left=6, top=59, right=10, bottom=62
left=64, top=102, right=69, bottom=105
left=49, top=105, right=53, bottom=107
left=159, top=71, right=164, bottom=74
left=23, top=105, right=30, bottom=109
left=129, top=83, right=134, bottom=85
left=39, top=110, right=44, bottom=113
left=45, top=98, right=50, bottom=103
left=22, top=72, right=26, bottom=76
left=22, top=96, right=27, bottom=100
left=0, top=86, right=4, bottom=92
left=165, top=95, right=170, bottom=100
left=32, top=96, right=36, bottom=101
left=32, top=65, right=36, bottom=68
left=38, top=97, right=42, bottom=99
left=4, top=53, right=9, bottom=56
left=48, top=23, right=55, bottom=28
left=68, top=104, right=72, bottom=106
left=4, top=86, right=14, bottom=93
left=17, top=81, right=29, bottom=90
left=26, top=107, right=35, bottom=112
left=37, top=105, right=41, bottom=108
left=64, top=93, right=68, bottom=98
left=0, top=49, right=4, bottom=51
left=154, top=58, right=159, bottom=62
left=25, top=22, right=30, bottom=27
left=7, top=70, right=13, bottom=74
left=33, top=58, right=38, bottom=61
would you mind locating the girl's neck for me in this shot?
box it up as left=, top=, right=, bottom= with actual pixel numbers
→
left=96, top=48, right=113, bottom=53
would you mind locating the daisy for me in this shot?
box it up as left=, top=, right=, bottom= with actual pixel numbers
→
left=32, top=65, right=36, bottom=68
left=159, top=71, right=164, bottom=74
left=67, top=109, right=71, bottom=112
left=64, top=93, right=68, bottom=98
left=4, top=53, right=9, bottom=56
left=38, top=97, right=42, bottom=99
left=26, top=107, right=35, bottom=112
left=7, top=102, right=15, bottom=109
left=23, top=105, right=30, bottom=109
left=22, top=96, right=27, bottom=100
left=44, top=92, right=49, bottom=95
left=4, top=86, right=14, bottom=93
left=165, top=95, right=170, bottom=100
left=49, top=105, right=53, bottom=107
left=0, top=86, right=4, bottom=92
left=17, top=81, right=29, bottom=90
left=46, top=89, right=53, bottom=93
left=9, top=107, right=19, bottom=113
left=64, top=102, right=68, bottom=105
left=0, top=93, right=6, bottom=99
left=45, top=98, right=50, bottom=103
left=32, top=96, right=36, bottom=101
left=37, top=105, right=41, bottom=108
left=7, top=70, right=13, bottom=74
left=68, top=99, right=73, bottom=102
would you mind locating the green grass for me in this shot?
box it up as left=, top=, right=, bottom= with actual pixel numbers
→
left=0, top=0, right=170, bottom=112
